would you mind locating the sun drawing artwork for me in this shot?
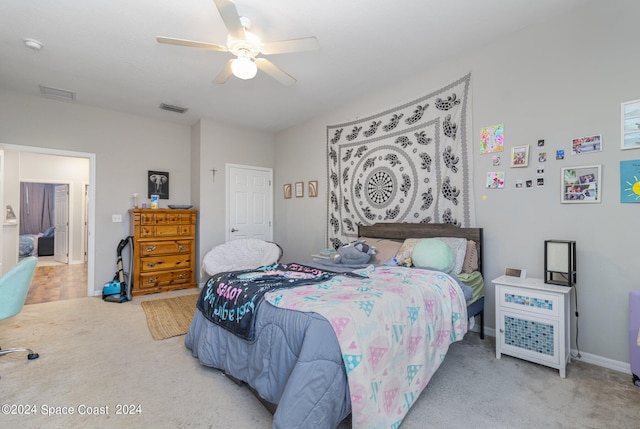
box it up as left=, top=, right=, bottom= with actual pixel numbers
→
left=621, top=160, right=640, bottom=203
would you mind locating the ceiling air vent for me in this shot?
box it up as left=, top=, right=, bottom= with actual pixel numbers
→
left=159, top=103, right=188, bottom=114
left=39, top=85, right=76, bottom=102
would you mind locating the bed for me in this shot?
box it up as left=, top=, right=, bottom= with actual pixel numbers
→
left=185, top=223, right=484, bottom=429
left=19, top=227, right=55, bottom=258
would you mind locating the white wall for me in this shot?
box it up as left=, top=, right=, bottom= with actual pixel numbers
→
left=0, top=90, right=192, bottom=294
left=274, top=0, right=640, bottom=367
left=193, top=119, right=276, bottom=284
left=1, top=150, right=20, bottom=271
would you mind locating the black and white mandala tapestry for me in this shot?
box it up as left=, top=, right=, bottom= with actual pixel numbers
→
left=326, top=73, right=474, bottom=249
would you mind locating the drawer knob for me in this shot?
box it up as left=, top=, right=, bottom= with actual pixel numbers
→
left=147, top=262, right=157, bottom=268
left=146, top=245, right=156, bottom=252
left=177, top=245, right=185, bottom=251
left=177, top=274, right=186, bottom=279
left=147, top=277, right=157, bottom=283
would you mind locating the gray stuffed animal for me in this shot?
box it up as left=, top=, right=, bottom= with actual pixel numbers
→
left=330, top=240, right=376, bottom=265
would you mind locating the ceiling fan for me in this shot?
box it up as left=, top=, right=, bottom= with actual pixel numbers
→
left=156, top=0, right=319, bottom=86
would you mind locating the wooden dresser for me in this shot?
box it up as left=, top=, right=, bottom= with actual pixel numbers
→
left=129, top=208, right=197, bottom=296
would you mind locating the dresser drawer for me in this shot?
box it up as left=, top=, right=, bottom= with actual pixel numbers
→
left=154, top=224, right=182, bottom=237
left=140, top=254, right=191, bottom=272
left=140, top=225, right=193, bottom=237
left=498, top=286, right=559, bottom=318
left=138, top=269, right=193, bottom=290
left=155, top=212, right=180, bottom=224
left=140, top=240, right=191, bottom=256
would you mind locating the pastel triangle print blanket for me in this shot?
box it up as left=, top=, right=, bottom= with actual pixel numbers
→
left=265, top=266, right=468, bottom=428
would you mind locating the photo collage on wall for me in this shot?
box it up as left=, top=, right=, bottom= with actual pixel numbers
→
left=480, top=124, right=546, bottom=190
left=479, top=99, right=640, bottom=204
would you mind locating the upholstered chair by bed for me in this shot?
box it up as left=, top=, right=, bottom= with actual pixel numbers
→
left=0, top=256, right=39, bottom=361
left=201, top=239, right=283, bottom=277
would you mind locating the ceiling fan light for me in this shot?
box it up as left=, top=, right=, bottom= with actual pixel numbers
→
left=231, top=57, right=257, bottom=80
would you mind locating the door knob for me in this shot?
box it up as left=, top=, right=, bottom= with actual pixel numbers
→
left=231, top=228, right=238, bottom=232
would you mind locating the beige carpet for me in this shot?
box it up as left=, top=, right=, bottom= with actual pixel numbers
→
left=141, top=294, right=199, bottom=340
left=1, top=291, right=639, bottom=428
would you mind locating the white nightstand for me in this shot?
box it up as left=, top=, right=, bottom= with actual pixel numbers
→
left=492, top=275, right=572, bottom=378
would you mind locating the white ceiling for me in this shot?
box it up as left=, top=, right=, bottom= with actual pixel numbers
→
left=0, top=0, right=590, bottom=133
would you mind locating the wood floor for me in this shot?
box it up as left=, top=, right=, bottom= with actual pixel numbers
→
left=25, top=261, right=88, bottom=305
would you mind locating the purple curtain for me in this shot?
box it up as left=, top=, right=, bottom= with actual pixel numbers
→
left=20, top=183, right=55, bottom=235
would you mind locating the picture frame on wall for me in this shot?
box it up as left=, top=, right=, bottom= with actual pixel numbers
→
left=148, top=170, right=169, bottom=199
left=571, top=134, right=602, bottom=154
left=561, top=165, right=601, bottom=203
left=621, top=98, right=640, bottom=150
left=510, top=145, right=529, bottom=167
left=308, top=180, right=318, bottom=197
left=283, top=184, right=292, bottom=199
left=295, top=182, right=304, bottom=198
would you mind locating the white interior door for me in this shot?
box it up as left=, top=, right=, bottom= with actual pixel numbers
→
left=54, top=184, right=69, bottom=263
left=227, top=165, right=273, bottom=241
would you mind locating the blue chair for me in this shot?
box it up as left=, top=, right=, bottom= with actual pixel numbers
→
left=0, top=256, right=39, bottom=360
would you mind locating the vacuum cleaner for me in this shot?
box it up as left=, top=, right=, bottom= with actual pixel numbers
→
left=103, top=236, right=133, bottom=303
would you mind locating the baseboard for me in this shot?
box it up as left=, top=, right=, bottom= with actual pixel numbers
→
left=470, top=324, right=631, bottom=375
left=570, top=349, right=631, bottom=374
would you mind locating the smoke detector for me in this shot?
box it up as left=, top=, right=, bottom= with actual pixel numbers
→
left=24, top=38, right=43, bottom=50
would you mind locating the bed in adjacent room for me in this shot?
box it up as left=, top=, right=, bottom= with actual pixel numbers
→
left=18, top=227, right=55, bottom=258
left=185, top=222, right=484, bottom=429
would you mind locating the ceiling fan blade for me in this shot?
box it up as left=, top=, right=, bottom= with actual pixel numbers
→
left=213, top=59, right=234, bottom=84
left=261, top=37, right=320, bottom=55
left=213, top=0, right=246, bottom=40
left=156, top=36, right=228, bottom=52
left=254, top=58, right=296, bottom=86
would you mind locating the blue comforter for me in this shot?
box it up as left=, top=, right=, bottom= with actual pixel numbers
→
left=185, top=300, right=351, bottom=429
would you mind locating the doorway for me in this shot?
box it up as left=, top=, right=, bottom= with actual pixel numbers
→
left=18, top=182, right=69, bottom=265
left=0, top=144, right=95, bottom=303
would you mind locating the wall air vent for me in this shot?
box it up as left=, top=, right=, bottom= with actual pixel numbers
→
left=159, top=103, right=189, bottom=114
left=39, top=85, right=76, bottom=102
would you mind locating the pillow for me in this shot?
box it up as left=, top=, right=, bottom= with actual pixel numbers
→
left=359, top=237, right=402, bottom=265
left=394, top=238, right=421, bottom=264
left=462, top=240, right=479, bottom=273
left=435, top=237, right=467, bottom=275
left=411, top=238, right=455, bottom=273
left=43, top=226, right=55, bottom=238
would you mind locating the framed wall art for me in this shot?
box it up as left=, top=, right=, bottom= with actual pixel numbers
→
left=283, top=183, right=292, bottom=199
left=510, top=145, right=529, bottom=167
left=148, top=170, right=169, bottom=199
left=620, top=160, right=640, bottom=203
left=480, top=123, right=504, bottom=154
left=295, top=182, right=304, bottom=198
left=571, top=134, right=602, bottom=155
left=561, top=165, right=601, bottom=203
left=486, top=171, right=505, bottom=188
left=308, top=180, right=318, bottom=197
left=622, top=98, right=640, bottom=150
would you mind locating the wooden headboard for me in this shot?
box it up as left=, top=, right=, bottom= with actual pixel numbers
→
left=358, top=223, right=484, bottom=276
